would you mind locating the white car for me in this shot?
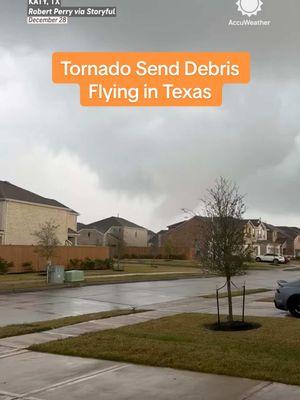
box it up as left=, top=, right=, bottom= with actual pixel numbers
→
left=255, top=253, right=285, bottom=264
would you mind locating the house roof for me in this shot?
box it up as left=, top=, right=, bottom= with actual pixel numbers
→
left=0, top=181, right=78, bottom=214
left=84, top=216, right=146, bottom=233
left=68, top=228, right=79, bottom=235
left=167, top=220, right=186, bottom=230
left=276, top=226, right=300, bottom=239
left=248, top=219, right=262, bottom=227
left=77, top=222, right=87, bottom=231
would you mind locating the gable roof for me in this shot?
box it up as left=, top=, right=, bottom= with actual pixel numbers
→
left=248, top=219, right=263, bottom=227
left=0, top=181, right=77, bottom=213
left=77, top=222, right=87, bottom=230
left=167, top=220, right=186, bottom=230
left=276, top=226, right=300, bottom=239
left=84, top=216, right=146, bottom=233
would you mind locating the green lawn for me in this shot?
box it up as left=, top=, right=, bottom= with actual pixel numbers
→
left=0, top=309, right=141, bottom=339
left=244, top=262, right=282, bottom=270
left=31, top=313, right=300, bottom=386
left=0, top=260, right=206, bottom=292
left=202, top=288, right=270, bottom=299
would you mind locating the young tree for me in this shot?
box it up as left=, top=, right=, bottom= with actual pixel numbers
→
left=32, top=220, right=60, bottom=266
left=113, top=238, right=125, bottom=271
left=163, top=240, right=174, bottom=260
left=201, top=177, right=249, bottom=323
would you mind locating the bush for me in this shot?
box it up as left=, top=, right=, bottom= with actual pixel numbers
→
left=68, top=258, right=82, bottom=268
left=168, top=254, right=187, bottom=260
left=81, top=257, right=96, bottom=270
left=103, top=258, right=114, bottom=269
left=0, top=258, right=13, bottom=274
left=121, top=254, right=186, bottom=260
left=69, top=257, right=114, bottom=271
left=22, top=261, right=34, bottom=272
left=94, top=258, right=114, bottom=270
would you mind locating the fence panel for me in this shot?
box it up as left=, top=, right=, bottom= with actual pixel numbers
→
left=0, top=245, right=110, bottom=273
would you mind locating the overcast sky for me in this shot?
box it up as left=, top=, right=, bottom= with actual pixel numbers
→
left=0, top=0, right=299, bottom=231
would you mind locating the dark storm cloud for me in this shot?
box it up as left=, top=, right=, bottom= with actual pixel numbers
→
left=1, top=0, right=300, bottom=228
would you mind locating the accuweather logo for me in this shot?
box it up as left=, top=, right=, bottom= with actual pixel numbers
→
left=236, top=0, right=263, bottom=17
left=228, top=0, right=270, bottom=27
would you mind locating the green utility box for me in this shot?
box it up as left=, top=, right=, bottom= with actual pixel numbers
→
left=64, top=270, right=85, bottom=283
left=113, top=261, right=124, bottom=271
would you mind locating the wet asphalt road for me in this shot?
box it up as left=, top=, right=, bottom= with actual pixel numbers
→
left=0, top=268, right=299, bottom=326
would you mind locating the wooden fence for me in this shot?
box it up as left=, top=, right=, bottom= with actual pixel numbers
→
left=0, top=245, right=194, bottom=273
left=111, top=246, right=194, bottom=260
left=0, top=245, right=110, bottom=273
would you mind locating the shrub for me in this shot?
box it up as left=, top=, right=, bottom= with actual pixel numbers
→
left=103, top=258, right=114, bottom=269
left=168, top=254, right=187, bottom=260
left=0, top=258, right=13, bottom=274
left=81, top=257, right=96, bottom=270
left=69, top=258, right=82, bottom=268
left=68, top=257, right=115, bottom=271
left=94, top=258, right=114, bottom=270
left=22, top=261, right=34, bottom=272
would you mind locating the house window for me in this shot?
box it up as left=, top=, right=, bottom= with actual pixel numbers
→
left=135, top=231, right=137, bottom=238
left=88, top=232, right=91, bottom=238
left=258, top=229, right=262, bottom=238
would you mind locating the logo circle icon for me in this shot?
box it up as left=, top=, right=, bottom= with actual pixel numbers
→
left=236, top=0, right=263, bottom=17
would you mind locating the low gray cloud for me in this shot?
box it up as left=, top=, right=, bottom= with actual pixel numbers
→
left=0, top=0, right=299, bottom=230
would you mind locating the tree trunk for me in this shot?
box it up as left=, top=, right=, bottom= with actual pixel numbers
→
left=226, top=276, right=233, bottom=323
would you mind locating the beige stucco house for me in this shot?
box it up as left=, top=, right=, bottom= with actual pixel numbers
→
left=77, top=216, right=148, bottom=247
left=0, top=181, right=78, bottom=245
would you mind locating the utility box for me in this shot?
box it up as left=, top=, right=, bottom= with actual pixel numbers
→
left=113, top=261, right=124, bottom=271
left=64, top=270, right=85, bottom=283
left=47, top=265, right=65, bottom=284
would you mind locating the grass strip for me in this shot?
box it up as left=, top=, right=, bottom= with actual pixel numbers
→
left=202, top=288, right=270, bottom=299
left=30, top=313, right=300, bottom=386
left=0, top=309, right=144, bottom=339
left=0, top=272, right=207, bottom=293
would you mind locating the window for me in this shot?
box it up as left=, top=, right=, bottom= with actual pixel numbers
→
left=135, top=231, right=137, bottom=238
left=88, top=232, right=91, bottom=238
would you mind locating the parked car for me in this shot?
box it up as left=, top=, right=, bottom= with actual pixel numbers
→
left=255, top=253, right=285, bottom=264
left=274, top=279, right=300, bottom=317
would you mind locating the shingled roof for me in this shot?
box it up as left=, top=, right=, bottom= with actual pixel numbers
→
left=276, top=226, right=300, bottom=239
left=0, top=181, right=77, bottom=213
left=82, top=216, right=145, bottom=233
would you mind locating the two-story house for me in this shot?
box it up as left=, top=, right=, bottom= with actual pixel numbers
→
left=77, top=216, right=148, bottom=247
left=0, top=181, right=78, bottom=245
left=275, top=226, right=300, bottom=257
left=246, top=220, right=288, bottom=256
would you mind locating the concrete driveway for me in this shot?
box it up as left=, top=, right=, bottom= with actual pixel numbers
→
left=1, top=351, right=300, bottom=400
left=1, top=267, right=299, bottom=326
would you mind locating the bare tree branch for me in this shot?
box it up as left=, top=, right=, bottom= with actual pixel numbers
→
left=200, top=177, right=250, bottom=322
left=32, top=220, right=60, bottom=266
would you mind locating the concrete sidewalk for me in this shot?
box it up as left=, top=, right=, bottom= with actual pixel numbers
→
left=1, top=350, right=300, bottom=400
